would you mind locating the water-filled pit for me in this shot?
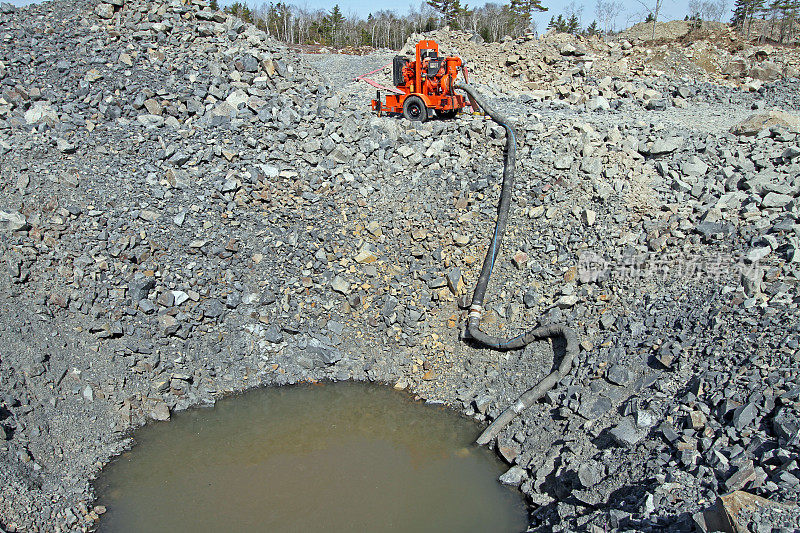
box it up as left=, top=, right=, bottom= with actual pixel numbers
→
left=94, top=381, right=527, bottom=532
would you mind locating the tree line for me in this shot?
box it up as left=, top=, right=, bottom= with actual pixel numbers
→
left=731, top=0, right=799, bottom=42
left=214, top=0, right=629, bottom=49
left=214, top=0, right=796, bottom=50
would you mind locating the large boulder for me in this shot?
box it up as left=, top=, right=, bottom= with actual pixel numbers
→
left=730, top=110, right=800, bottom=136
left=722, top=57, right=749, bottom=77
left=748, top=61, right=782, bottom=81
left=24, top=102, right=59, bottom=125
left=0, top=211, right=29, bottom=232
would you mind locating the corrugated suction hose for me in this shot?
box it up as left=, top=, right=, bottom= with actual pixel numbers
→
left=454, top=83, right=579, bottom=446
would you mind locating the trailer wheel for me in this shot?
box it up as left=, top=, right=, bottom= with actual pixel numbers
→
left=403, top=96, right=427, bottom=122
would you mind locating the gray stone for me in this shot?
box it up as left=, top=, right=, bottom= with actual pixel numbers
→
left=607, top=365, right=632, bottom=386
left=221, top=179, right=239, bottom=193
left=95, top=3, right=114, bottom=19
left=577, top=460, right=604, bottom=488
left=587, top=96, right=610, bottom=112
left=741, top=267, right=763, bottom=296
left=649, top=137, right=683, bottom=155
left=56, top=139, right=76, bottom=154
left=156, top=291, right=174, bottom=307
left=264, top=325, right=283, bottom=343
left=307, top=338, right=341, bottom=365
left=150, top=402, right=170, bottom=421
left=0, top=211, right=29, bottom=232
left=128, top=277, right=155, bottom=302
left=761, top=192, right=792, bottom=208
left=24, top=102, right=58, bottom=125
left=773, top=408, right=799, bottom=446
left=556, top=294, right=578, bottom=308
left=225, top=292, right=241, bottom=309
left=681, top=156, right=709, bottom=176
left=579, top=396, right=613, bottom=420
left=523, top=288, right=537, bottom=308
left=138, top=299, right=156, bottom=314
left=599, top=313, right=616, bottom=330
left=554, top=155, right=572, bottom=170
left=749, top=62, right=781, bottom=81
left=781, top=145, right=800, bottom=160
left=200, top=299, right=224, bottom=318
left=137, top=114, right=165, bottom=128
left=725, top=460, right=756, bottom=491
left=158, top=315, right=179, bottom=336
left=446, top=267, right=462, bottom=295
left=609, top=417, right=644, bottom=446
left=581, top=158, right=602, bottom=175
left=645, top=98, right=668, bottom=111
left=581, top=208, right=596, bottom=226
left=748, top=246, right=771, bottom=262
left=331, top=276, right=350, bottom=294
left=498, top=466, right=527, bottom=486
left=172, top=291, right=189, bottom=306
left=732, top=403, right=757, bottom=430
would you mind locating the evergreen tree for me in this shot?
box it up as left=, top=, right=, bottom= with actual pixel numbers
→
left=774, top=0, right=799, bottom=42
left=447, top=0, right=472, bottom=29
left=446, top=0, right=471, bottom=26
left=224, top=2, right=253, bottom=23
left=509, top=0, right=548, bottom=31
left=547, top=13, right=569, bottom=31
left=322, top=4, right=345, bottom=45
left=645, top=12, right=655, bottom=22
left=585, top=20, right=600, bottom=35
left=731, top=0, right=748, bottom=24
left=427, top=0, right=456, bottom=25
left=731, top=0, right=765, bottom=37
left=567, top=13, right=580, bottom=32
left=209, top=0, right=218, bottom=10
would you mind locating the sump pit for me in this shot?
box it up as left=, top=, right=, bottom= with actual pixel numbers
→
left=94, top=381, right=527, bottom=532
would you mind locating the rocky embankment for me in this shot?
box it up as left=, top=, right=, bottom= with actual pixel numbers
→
left=1, top=0, right=800, bottom=532
left=402, top=24, right=800, bottom=104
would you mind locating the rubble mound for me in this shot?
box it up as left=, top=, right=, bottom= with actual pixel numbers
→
left=1, top=0, right=800, bottom=532
left=398, top=26, right=800, bottom=103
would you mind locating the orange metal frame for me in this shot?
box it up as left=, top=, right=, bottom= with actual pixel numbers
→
left=371, top=40, right=466, bottom=117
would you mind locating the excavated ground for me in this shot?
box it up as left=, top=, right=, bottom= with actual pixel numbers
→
left=1, top=1, right=800, bottom=532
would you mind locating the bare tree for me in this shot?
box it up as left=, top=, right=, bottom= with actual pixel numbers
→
left=715, top=0, right=730, bottom=21
left=596, top=0, right=624, bottom=32
left=689, top=0, right=728, bottom=21
left=634, top=0, right=668, bottom=38
left=226, top=0, right=541, bottom=49
left=563, top=0, right=585, bottom=27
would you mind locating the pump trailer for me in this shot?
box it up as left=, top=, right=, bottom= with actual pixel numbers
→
left=371, top=40, right=471, bottom=122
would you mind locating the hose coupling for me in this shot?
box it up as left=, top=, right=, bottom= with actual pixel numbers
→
left=512, top=399, right=526, bottom=414
left=468, top=304, right=483, bottom=321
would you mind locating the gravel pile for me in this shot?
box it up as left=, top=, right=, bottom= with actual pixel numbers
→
left=1, top=0, right=799, bottom=531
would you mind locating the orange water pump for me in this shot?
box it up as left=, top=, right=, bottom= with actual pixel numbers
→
left=371, top=40, right=472, bottom=122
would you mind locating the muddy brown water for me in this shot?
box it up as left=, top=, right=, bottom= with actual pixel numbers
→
left=94, top=381, right=527, bottom=532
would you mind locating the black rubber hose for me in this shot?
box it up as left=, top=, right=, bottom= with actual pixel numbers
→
left=454, top=83, right=579, bottom=446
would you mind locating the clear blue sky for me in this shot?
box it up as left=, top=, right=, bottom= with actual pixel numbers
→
left=8, top=0, right=731, bottom=34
